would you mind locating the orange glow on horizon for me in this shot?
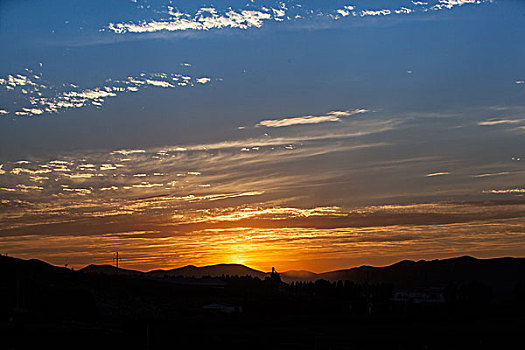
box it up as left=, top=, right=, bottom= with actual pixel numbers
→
left=3, top=201, right=525, bottom=273
left=6, top=216, right=525, bottom=274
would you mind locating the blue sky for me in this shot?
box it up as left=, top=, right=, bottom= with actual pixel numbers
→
left=1, top=0, right=525, bottom=271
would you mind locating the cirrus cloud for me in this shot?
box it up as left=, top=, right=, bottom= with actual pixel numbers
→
left=478, top=118, right=525, bottom=126
left=257, top=109, right=369, bottom=128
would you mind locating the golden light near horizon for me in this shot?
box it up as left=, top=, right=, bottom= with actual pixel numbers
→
left=207, top=229, right=261, bottom=267
left=3, top=203, right=525, bottom=273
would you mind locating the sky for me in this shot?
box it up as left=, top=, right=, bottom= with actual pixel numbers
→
left=1, top=0, right=525, bottom=272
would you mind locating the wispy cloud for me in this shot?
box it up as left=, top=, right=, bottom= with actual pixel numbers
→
left=473, top=172, right=509, bottom=178
left=426, top=172, right=449, bottom=177
left=485, top=188, right=525, bottom=194
left=257, top=109, right=369, bottom=128
left=2, top=198, right=525, bottom=271
left=478, top=119, right=525, bottom=126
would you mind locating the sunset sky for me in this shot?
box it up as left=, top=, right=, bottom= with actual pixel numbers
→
left=1, top=0, right=525, bottom=272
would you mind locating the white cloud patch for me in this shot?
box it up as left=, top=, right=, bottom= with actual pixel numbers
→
left=257, top=109, right=369, bottom=128
left=111, top=149, right=146, bottom=156
left=0, top=187, right=16, bottom=192
left=478, top=119, right=525, bottom=126
left=431, top=0, right=482, bottom=10
left=0, top=74, right=39, bottom=88
left=395, top=7, right=414, bottom=14
left=196, top=77, right=211, bottom=84
left=63, top=89, right=117, bottom=100
left=16, top=184, right=44, bottom=192
left=473, top=172, right=509, bottom=178
left=144, top=79, right=174, bottom=88
left=108, top=7, right=278, bottom=34
left=485, top=188, right=525, bottom=194
left=0, top=69, right=213, bottom=117
left=426, top=172, right=449, bottom=177
left=336, top=5, right=355, bottom=17
left=360, top=9, right=392, bottom=17
left=105, top=1, right=490, bottom=36
left=62, top=187, right=92, bottom=195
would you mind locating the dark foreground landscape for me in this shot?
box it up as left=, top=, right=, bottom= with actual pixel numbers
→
left=1, top=255, right=524, bottom=349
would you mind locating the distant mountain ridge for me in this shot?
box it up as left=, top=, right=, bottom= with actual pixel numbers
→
left=78, top=256, right=525, bottom=294
left=310, top=256, right=525, bottom=294
left=3, top=255, right=524, bottom=293
left=147, top=263, right=268, bottom=279
left=78, top=262, right=269, bottom=280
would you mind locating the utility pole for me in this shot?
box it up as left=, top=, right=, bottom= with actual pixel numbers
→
left=114, top=251, right=120, bottom=273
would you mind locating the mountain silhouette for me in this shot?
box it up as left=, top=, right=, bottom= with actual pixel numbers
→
left=280, top=256, right=525, bottom=295
left=7, top=255, right=523, bottom=294
left=79, top=262, right=269, bottom=279
left=147, top=263, right=268, bottom=279
left=4, top=254, right=524, bottom=292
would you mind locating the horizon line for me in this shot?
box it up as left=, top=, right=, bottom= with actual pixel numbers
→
left=3, top=253, right=524, bottom=275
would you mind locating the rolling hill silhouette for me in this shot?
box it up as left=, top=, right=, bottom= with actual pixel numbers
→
left=3, top=254, right=524, bottom=295
left=147, top=263, right=268, bottom=279
left=71, top=256, right=525, bottom=293
left=308, top=256, right=525, bottom=292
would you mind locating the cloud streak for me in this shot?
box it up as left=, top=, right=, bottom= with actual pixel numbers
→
left=478, top=119, right=525, bottom=126
left=426, top=172, right=450, bottom=177
left=257, top=109, right=369, bottom=128
left=485, top=188, right=525, bottom=194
